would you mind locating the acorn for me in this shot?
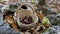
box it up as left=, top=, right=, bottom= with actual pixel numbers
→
left=19, top=16, right=34, bottom=24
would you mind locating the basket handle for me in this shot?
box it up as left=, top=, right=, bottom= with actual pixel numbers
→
left=16, top=3, right=35, bottom=13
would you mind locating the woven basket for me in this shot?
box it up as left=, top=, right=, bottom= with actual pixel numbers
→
left=15, top=3, right=38, bottom=29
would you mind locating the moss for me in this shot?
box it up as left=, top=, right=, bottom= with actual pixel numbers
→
left=9, top=4, right=18, bottom=10
left=38, top=0, right=46, bottom=6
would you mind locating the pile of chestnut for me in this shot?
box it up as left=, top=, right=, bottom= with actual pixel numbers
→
left=19, top=16, right=34, bottom=24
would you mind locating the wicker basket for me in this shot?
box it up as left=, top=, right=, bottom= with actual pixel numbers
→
left=15, top=3, right=38, bottom=29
